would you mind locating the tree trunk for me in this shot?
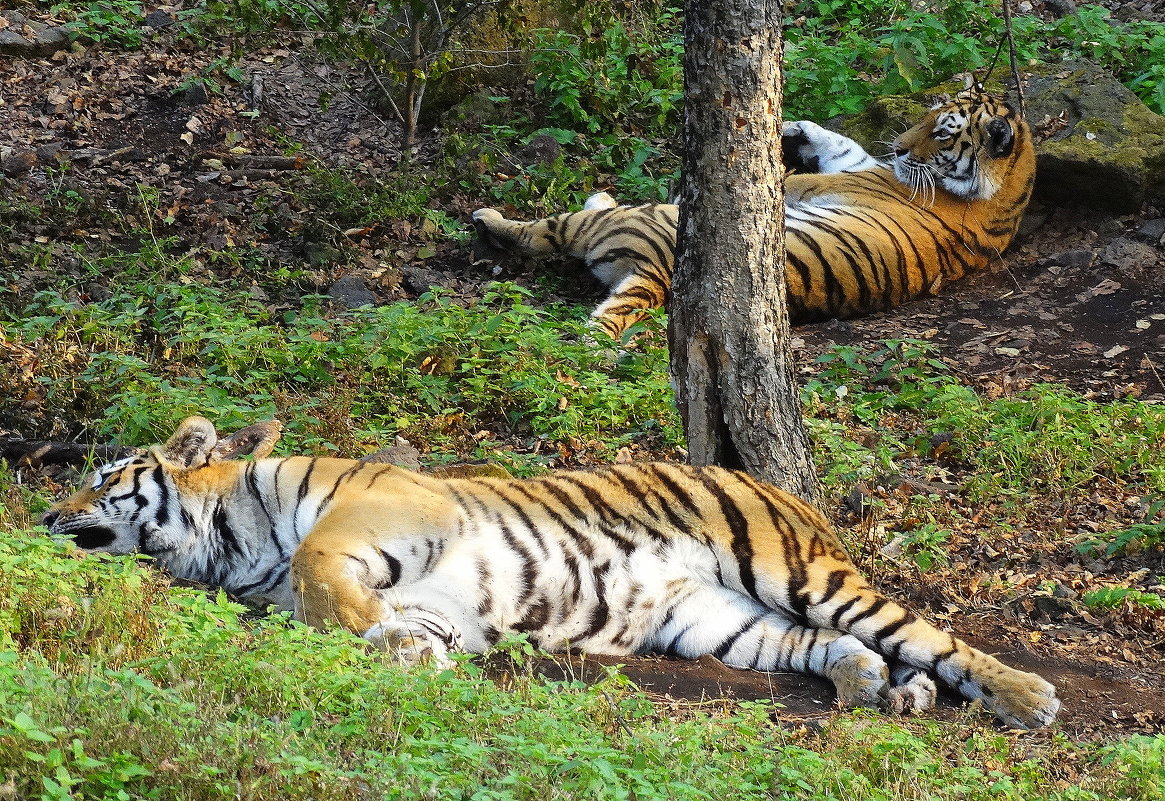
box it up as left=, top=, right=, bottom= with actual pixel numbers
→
left=669, top=0, right=819, bottom=503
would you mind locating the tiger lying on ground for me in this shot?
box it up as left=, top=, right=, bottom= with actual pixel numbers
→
left=44, top=416, right=1059, bottom=729
left=473, top=88, right=1035, bottom=340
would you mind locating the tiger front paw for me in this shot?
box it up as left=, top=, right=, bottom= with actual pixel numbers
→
left=887, top=666, right=938, bottom=714
left=985, top=671, right=1060, bottom=730
left=363, top=621, right=455, bottom=669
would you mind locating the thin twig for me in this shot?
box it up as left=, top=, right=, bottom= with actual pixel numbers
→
left=1000, top=0, right=1026, bottom=116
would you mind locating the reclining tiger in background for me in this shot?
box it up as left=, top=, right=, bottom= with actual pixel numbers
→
left=473, top=88, right=1035, bottom=340
left=44, top=416, right=1059, bottom=729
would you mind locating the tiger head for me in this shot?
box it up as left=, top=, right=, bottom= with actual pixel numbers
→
left=42, top=417, right=282, bottom=555
left=891, top=88, right=1030, bottom=202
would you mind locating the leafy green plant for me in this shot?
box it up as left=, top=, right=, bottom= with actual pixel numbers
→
left=50, top=0, right=148, bottom=47
left=1077, top=499, right=1165, bottom=557
left=528, top=9, right=682, bottom=137
left=2, top=515, right=1164, bottom=801
left=2, top=276, right=680, bottom=466
left=1082, top=587, right=1165, bottom=611
left=892, top=522, right=952, bottom=571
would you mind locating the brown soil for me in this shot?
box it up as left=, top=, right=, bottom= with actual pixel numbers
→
left=514, top=636, right=1165, bottom=739
left=793, top=205, right=1165, bottom=403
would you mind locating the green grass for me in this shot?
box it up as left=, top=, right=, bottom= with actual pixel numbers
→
left=803, top=340, right=1165, bottom=511
left=2, top=274, right=680, bottom=469
left=2, top=509, right=1164, bottom=801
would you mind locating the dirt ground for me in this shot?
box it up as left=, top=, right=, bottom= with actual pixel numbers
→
left=2, top=10, right=1163, bottom=738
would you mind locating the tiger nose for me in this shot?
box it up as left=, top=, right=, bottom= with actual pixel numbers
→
left=41, top=510, right=60, bottom=528
left=894, top=146, right=909, bottom=157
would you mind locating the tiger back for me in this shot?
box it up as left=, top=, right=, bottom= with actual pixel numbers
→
left=472, top=89, right=1035, bottom=340
left=45, top=416, right=1059, bottom=729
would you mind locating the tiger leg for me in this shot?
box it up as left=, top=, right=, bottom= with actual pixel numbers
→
left=292, top=534, right=477, bottom=667
left=803, top=579, right=1059, bottom=729
left=589, top=272, right=669, bottom=340
left=362, top=599, right=467, bottom=669
left=649, top=583, right=891, bottom=709
left=290, top=533, right=386, bottom=635
left=471, top=207, right=606, bottom=259
left=782, top=120, right=879, bottom=174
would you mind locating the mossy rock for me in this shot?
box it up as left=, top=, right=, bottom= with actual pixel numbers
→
left=833, top=61, right=1165, bottom=214
left=1023, top=60, right=1165, bottom=213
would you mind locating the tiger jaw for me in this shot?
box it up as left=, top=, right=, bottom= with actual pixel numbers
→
left=893, top=153, right=997, bottom=202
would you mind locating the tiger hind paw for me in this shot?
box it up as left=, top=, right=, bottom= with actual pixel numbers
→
left=887, top=666, right=938, bottom=714
left=831, top=651, right=890, bottom=709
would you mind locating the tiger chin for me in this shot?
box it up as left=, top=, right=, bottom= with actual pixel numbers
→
left=44, top=416, right=1059, bottom=729
left=473, top=88, right=1035, bottom=340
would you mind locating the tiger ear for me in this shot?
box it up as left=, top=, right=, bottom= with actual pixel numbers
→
left=155, top=416, right=219, bottom=468
left=986, top=117, right=1015, bottom=158
left=209, top=420, right=283, bottom=462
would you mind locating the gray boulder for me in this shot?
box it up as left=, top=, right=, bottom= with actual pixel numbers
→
left=836, top=61, right=1165, bottom=213
left=0, top=12, right=71, bottom=57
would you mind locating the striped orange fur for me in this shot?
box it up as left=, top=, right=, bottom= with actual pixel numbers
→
left=473, top=89, right=1034, bottom=340
left=46, top=416, right=1059, bottom=728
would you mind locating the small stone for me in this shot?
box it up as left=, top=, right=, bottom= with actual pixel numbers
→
left=518, top=133, right=562, bottom=165
left=144, top=9, right=174, bottom=28
left=1134, top=218, right=1165, bottom=245
left=1035, top=595, right=1076, bottom=619
left=181, top=82, right=209, bottom=106
left=401, top=265, right=445, bottom=295
left=1043, top=0, right=1077, bottom=17
left=327, top=275, right=376, bottom=309
left=360, top=437, right=422, bottom=470
left=0, top=16, right=69, bottom=57
left=34, top=142, right=65, bottom=165
left=1046, top=249, right=1095, bottom=270
left=0, top=147, right=37, bottom=176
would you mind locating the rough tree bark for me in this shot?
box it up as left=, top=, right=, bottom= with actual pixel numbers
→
left=669, top=0, right=819, bottom=503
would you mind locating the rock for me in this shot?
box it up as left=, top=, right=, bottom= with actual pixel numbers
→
left=180, top=81, right=210, bottom=106
left=144, top=9, right=174, bottom=29
left=1134, top=218, right=1165, bottom=245
left=518, top=133, right=562, bottom=165
left=1045, top=249, right=1095, bottom=270
left=401, top=264, right=445, bottom=295
left=327, top=275, right=377, bottom=308
left=837, top=61, right=1165, bottom=214
left=1035, top=594, right=1077, bottom=620
left=360, top=437, right=422, bottom=470
left=0, top=12, right=70, bottom=57
left=35, top=142, right=64, bottom=163
left=428, top=463, right=511, bottom=480
left=1043, top=0, right=1077, bottom=17
left=444, top=90, right=512, bottom=129
left=1098, top=238, right=1158, bottom=272
left=1024, top=61, right=1165, bottom=212
left=0, top=147, right=37, bottom=176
